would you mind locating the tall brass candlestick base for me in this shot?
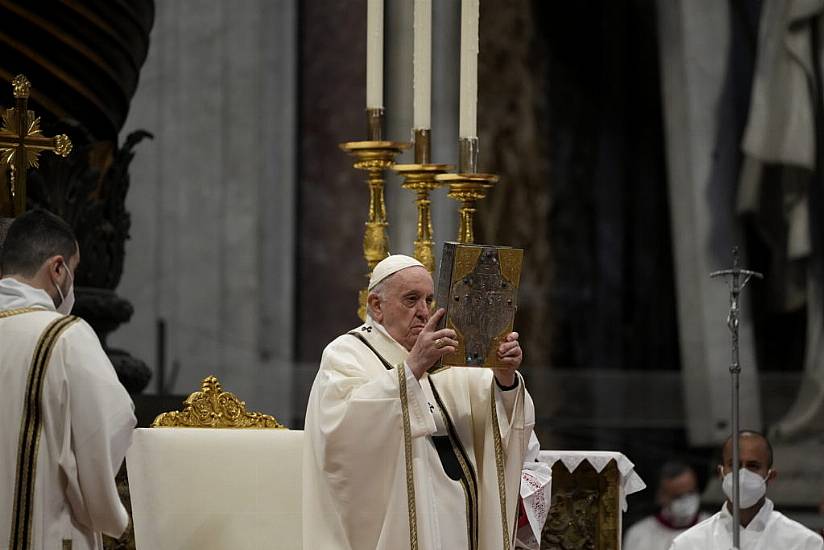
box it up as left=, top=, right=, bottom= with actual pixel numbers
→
left=393, top=129, right=452, bottom=271
left=340, top=113, right=410, bottom=320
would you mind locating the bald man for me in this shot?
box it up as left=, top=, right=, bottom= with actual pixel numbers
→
left=669, top=431, right=823, bottom=550
left=303, top=255, right=535, bottom=550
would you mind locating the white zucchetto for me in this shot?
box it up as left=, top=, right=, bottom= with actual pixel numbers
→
left=368, top=254, right=425, bottom=290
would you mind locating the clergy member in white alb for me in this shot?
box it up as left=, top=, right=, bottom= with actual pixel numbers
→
left=669, top=431, right=823, bottom=550
left=303, top=254, right=535, bottom=550
left=0, top=210, right=136, bottom=550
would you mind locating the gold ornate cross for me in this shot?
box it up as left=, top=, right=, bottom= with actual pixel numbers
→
left=0, top=74, right=72, bottom=217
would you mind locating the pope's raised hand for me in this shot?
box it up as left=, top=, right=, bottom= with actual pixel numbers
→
left=406, top=308, right=458, bottom=379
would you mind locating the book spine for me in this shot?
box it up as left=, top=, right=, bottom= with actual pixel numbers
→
left=435, top=242, right=455, bottom=330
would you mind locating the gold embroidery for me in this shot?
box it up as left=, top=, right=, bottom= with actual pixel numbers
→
left=9, top=315, right=79, bottom=550
left=490, top=379, right=512, bottom=550
left=62, top=539, right=72, bottom=550
left=397, top=364, right=419, bottom=550
left=0, top=307, right=40, bottom=319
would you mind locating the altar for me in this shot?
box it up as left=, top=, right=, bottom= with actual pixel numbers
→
left=126, top=377, right=303, bottom=550
left=537, top=451, right=646, bottom=549
left=125, top=377, right=646, bottom=550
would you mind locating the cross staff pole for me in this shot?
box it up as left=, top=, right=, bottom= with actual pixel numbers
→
left=710, top=247, right=762, bottom=550
left=0, top=74, right=72, bottom=217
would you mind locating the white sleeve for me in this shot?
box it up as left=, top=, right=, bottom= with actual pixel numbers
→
left=57, top=321, right=136, bottom=538
left=516, top=432, right=551, bottom=550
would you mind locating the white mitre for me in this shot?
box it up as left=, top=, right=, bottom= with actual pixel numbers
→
left=368, top=254, right=425, bottom=290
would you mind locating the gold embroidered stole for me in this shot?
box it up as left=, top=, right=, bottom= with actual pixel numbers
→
left=350, top=330, right=512, bottom=550
left=8, top=314, right=80, bottom=550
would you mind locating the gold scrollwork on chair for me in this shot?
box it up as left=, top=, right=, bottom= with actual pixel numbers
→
left=541, top=459, right=620, bottom=550
left=151, top=375, right=285, bottom=429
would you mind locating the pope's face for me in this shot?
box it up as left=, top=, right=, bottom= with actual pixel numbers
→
left=372, top=266, right=434, bottom=351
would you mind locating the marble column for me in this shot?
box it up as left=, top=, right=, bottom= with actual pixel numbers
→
left=657, top=0, right=762, bottom=445
left=110, top=0, right=298, bottom=422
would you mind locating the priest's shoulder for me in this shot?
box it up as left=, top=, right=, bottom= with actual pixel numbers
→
left=1, top=311, right=107, bottom=361
left=669, top=512, right=716, bottom=547
left=321, top=325, right=372, bottom=359
left=0, top=308, right=64, bottom=332
left=771, top=509, right=824, bottom=544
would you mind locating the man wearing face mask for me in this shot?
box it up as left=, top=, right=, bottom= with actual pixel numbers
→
left=669, top=430, right=823, bottom=550
left=624, top=460, right=708, bottom=550
left=0, top=209, right=136, bottom=550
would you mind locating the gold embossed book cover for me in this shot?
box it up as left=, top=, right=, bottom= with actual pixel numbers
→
left=435, top=242, right=523, bottom=368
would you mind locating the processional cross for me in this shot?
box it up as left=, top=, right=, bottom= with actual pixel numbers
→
left=710, top=247, right=762, bottom=550
left=0, top=74, right=72, bottom=217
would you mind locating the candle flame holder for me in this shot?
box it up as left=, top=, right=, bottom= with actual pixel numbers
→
left=341, top=110, right=410, bottom=319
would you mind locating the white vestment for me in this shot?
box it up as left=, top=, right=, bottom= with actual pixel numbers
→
left=303, top=317, right=535, bottom=550
left=623, top=513, right=709, bottom=550
left=669, top=499, right=823, bottom=550
left=0, top=279, right=136, bottom=550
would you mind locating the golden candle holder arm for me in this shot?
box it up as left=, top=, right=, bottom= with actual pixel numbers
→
left=435, top=172, right=498, bottom=244
left=392, top=162, right=452, bottom=271
left=340, top=139, right=410, bottom=320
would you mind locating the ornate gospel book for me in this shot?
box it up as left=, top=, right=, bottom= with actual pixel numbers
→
left=435, top=242, right=523, bottom=368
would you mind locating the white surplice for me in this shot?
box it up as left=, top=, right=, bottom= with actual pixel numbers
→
left=0, top=279, right=136, bottom=550
left=669, top=499, right=823, bottom=550
left=303, top=316, right=535, bottom=550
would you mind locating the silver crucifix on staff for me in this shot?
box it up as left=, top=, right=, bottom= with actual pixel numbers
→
left=710, top=246, right=762, bottom=550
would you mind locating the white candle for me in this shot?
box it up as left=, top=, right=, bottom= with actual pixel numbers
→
left=366, top=0, right=384, bottom=109
left=459, top=0, right=479, bottom=138
left=413, top=0, right=432, bottom=130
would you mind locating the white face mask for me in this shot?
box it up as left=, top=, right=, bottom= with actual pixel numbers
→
left=54, top=263, right=75, bottom=315
left=663, top=492, right=700, bottom=527
left=721, top=467, right=769, bottom=508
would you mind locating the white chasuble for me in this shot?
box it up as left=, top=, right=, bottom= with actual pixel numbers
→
left=1, top=279, right=136, bottom=550
left=303, top=316, right=535, bottom=550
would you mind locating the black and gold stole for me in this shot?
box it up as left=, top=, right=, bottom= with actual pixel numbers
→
left=8, top=313, right=79, bottom=550
left=348, top=331, right=481, bottom=550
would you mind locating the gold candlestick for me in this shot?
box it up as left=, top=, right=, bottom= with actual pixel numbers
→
left=436, top=173, right=497, bottom=243
left=436, top=137, right=497, bottom=244
left=340, top=108, right=410, bottom=320
left=393, top=129, right=451, bottom=272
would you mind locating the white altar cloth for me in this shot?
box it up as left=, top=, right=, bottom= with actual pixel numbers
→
left=537, top=450, right=646, bottom=512
left=127, top=428, right=302, bottom=550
